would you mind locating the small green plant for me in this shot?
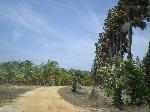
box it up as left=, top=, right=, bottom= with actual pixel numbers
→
left=98, top=57, right=125, bottom=107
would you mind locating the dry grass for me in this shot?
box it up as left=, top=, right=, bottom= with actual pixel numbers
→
left=58, top=86, right=150, bottom=112
left=0, top=85, right=35, bottom=106
left=58, top=86, right=112, bottom=111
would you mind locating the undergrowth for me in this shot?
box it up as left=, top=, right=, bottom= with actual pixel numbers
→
left=58, top=86, right=150, bottom=112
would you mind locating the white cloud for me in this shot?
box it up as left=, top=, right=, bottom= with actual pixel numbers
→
left=0, top=4, right=64, bottom=39
left=83, top=8, right=102, bottom=32
left=42, top=43, right=50, bottom=49
left=0, top=1, right=101, bottom=41
left=68, top=5, right=103, bottom=33
left=49, top=0, right=103, bottom=33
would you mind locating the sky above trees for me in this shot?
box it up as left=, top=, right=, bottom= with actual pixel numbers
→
left=0, top=0, right=149, bottom=70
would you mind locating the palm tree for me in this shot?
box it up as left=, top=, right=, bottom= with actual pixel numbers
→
left=118, top=0, right=150, bottom=59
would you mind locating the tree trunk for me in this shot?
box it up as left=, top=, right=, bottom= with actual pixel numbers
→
left=127, top=22, right=132, bottom=59
left=71, top=77, right=77, bottom=92
left=113, top=87, right=123, bottom=108
left=120, top=33, right=123, bottom=60
left=127, top=8, right=132, bottom=59
left=91, top=70, right=97, bottom=97
left=112, top=32, right=116, bottom=56
left=71, top=84, right=76, bottom=92
left=116, top=30, right=119, bottom=55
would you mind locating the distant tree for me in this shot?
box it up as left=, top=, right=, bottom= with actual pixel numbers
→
left=0, top=60, right=91, bottom=86
left=68, top=69, right=77, bottom=92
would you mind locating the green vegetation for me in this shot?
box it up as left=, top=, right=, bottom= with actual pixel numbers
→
left=0, top=85, right=34, bottom=106
left=99, top=57, right=149, bottom=106
left=0, top=60, right=91, bottom=86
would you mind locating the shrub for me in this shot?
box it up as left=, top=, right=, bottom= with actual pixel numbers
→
left=143, top=42, right=150, bottom=104
left=124, top=59, right=146, bottom=105
left=98, top=57, right=125, bottom=107
left=99, top=57, right=148, bottom=107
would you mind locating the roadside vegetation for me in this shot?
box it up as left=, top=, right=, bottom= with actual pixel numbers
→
left=0, top=85, right=34, bottom=106
left=59, top=86, right=150, bottom=112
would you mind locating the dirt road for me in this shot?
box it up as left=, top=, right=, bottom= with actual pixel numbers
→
left=0, top=86, right=83, bottom=112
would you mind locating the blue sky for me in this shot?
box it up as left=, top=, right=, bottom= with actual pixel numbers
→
left=0, top=0, right=150, bottom=70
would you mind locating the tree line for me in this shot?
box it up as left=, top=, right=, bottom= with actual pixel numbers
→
left=0, top=60, right=91, bottom=86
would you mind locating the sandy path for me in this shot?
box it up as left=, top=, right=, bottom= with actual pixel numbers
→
left=0, top=86, right=82, bottom=112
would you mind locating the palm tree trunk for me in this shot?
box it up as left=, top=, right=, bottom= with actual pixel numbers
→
left=112, top=32, right=116, bottom=56
left=119, top=32, right=123, bottom=59
left=127, top=8, right=132, bottom=59
left=127, top=21, right=132, bottom=59
left=116, top=30, right=119, bottom=55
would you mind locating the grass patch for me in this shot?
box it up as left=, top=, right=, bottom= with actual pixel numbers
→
left=58, top=86, right=150, bottom=112
left=58, top=86, right=111, bottom=109
left=0, top=85, right=35, bottom=106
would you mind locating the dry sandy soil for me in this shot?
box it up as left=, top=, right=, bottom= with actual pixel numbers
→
left=0, top=86, right=84, bottom=112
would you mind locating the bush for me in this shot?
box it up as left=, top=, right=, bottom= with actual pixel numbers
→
left=99, top=57, right=148, bottom=107
left=124, top=59, right=146, bottom=105
left=98, top=57, right=125, bottom=107
left=143, top=42, right=150, bottom=104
